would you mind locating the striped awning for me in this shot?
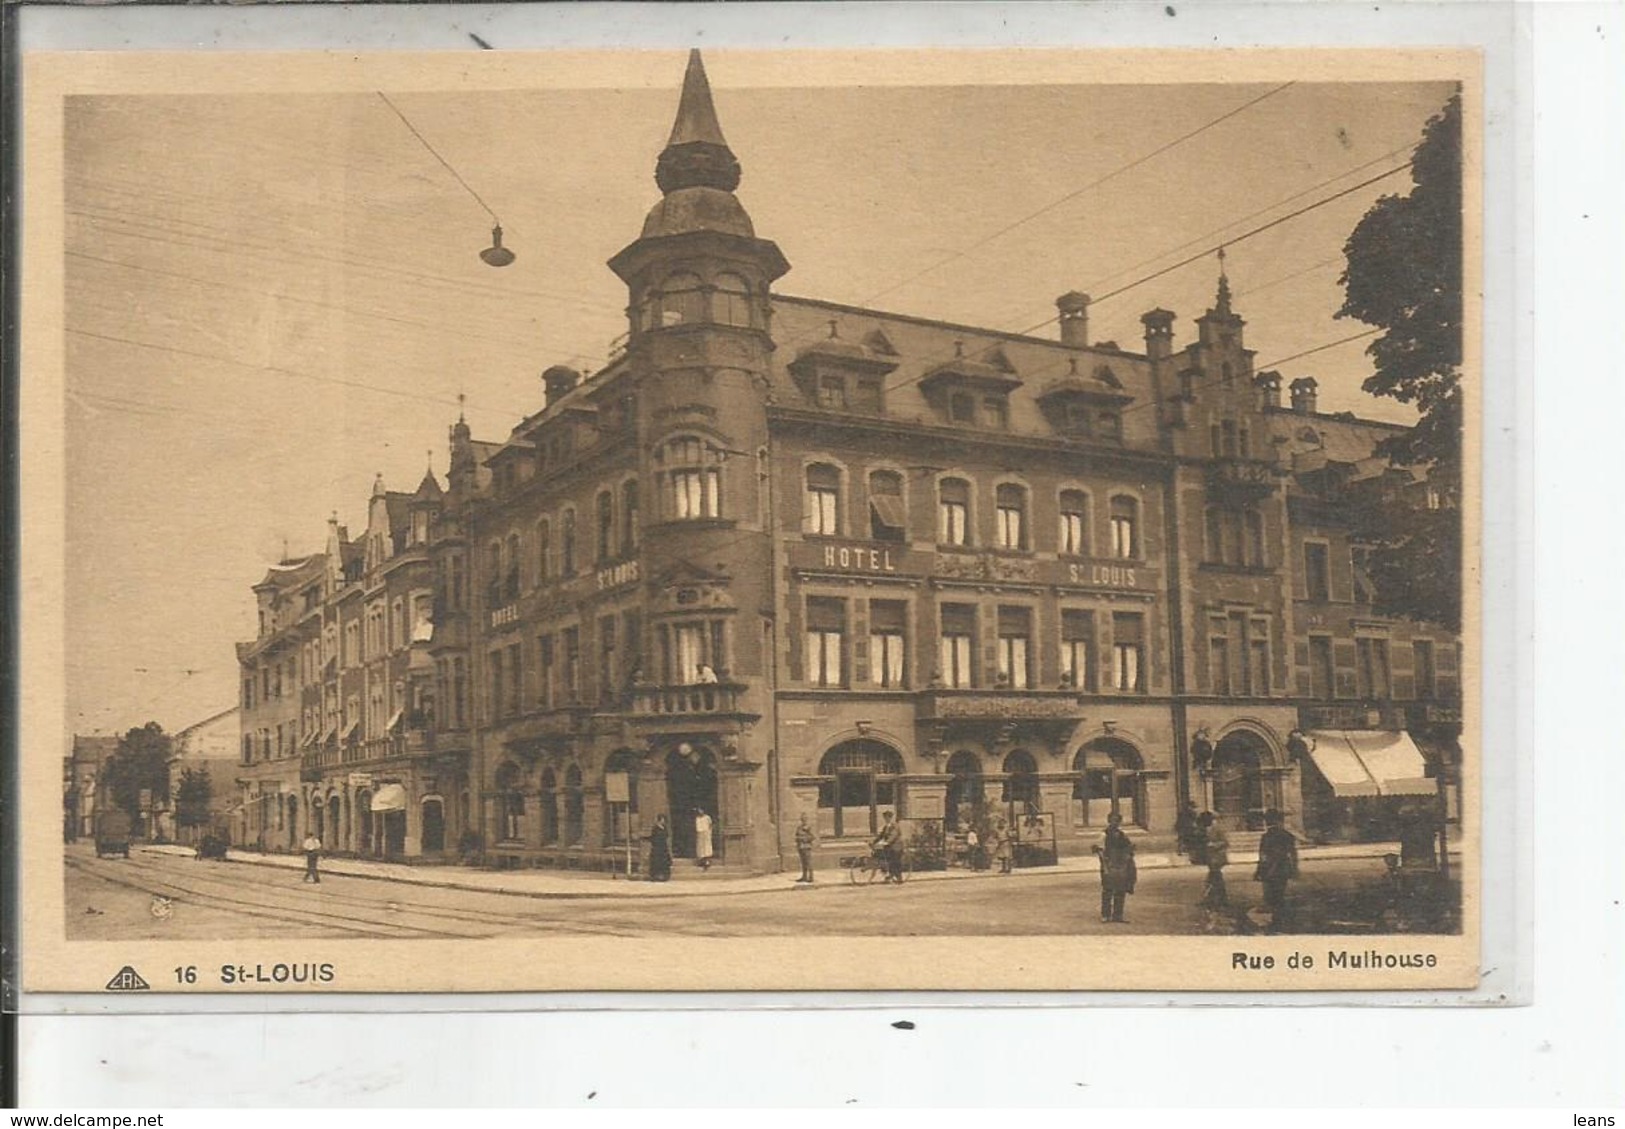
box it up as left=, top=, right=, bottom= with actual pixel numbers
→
left=1306, top=730, right=1434, bottom=798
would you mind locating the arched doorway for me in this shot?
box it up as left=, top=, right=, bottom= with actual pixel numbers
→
left=356, top=791, right=373, bottom=855
left=665, top=743, right=718, bottom=858
left=497, top=762, right=528, bottom=844
left=944, top=750, right=984, bottom=832
left=311, top=795, right=324, bottom=841
left=1213, top=729, right=1272, bottom=831
left=1073, top=738, right=1146, bottom=828
left=327, top=796, right=342, bottom=852
left=816, top=739, right=903, bottom=838
left=286, top=796, right=299, bottom=850
left=1002, top=750, right=1040, bottom=815
left=421, top=797, right=445, bottom=854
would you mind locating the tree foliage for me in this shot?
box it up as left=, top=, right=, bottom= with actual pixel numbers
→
left=103, top=721, right=172, bottom=822
left=1338, top=92, right=1463, bottom=630
left=174, top=766, right=214, bottom=830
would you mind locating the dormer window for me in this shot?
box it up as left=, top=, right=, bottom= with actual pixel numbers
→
left=950, top=393, right=976, bottom=424
left=818, top=376, right=847, bottom=410
left=983, top=396, right=1009, bottom=430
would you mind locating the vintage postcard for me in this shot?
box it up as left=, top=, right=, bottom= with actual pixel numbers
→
left=20, top=46, right=1482, bottom=994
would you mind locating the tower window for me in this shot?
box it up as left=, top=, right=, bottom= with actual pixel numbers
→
left=658, top=272, right=705, bottom=326
left=660, top=437, right=723, bottom=520
left=714, top=273, right=752, bottom=328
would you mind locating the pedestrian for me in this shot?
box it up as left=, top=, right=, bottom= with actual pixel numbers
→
left=1174, top=800, right=1202, bottom=861
left=301, top=831, right=322, bottom=884
left=965, top=822, right=986, bottom=871
left=872, top=810, right=904, bottom=883
left=1198, top=811, right=1228, bottom=909
left=1094, top=812, right=1137, bottom=923
left=647, top=814, right=672, bottom=882
left=1254, top=808, right=1299, bottom=931
left=694, top=809, right=714, bottom=870
left=794, top=812, right=816, bottom=883
left=994, top=818, right=1015, bottom=875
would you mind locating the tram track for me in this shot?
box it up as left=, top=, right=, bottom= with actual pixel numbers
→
left=71, top=852, right=653, bottom=939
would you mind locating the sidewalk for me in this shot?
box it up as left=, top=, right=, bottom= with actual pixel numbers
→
left=140, top=839, right=1451, bottom=900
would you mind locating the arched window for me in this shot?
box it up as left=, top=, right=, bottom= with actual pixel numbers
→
left=713, top=273, right=752, bottom=328
left=1002, top=750, right=1040, bottom=811
left=659, top=272, right=706, bottom=327
left=1059, top=490, right=1089, bottom=556
left=659, top=437, right=723, bottom=520
left=995, top=484, right=1028, bottom=550
left=804, top=463, right=841, bottom=536
left=816, top=740, right=905, bottom=838
left=1109, top=495, right=1139, bottom=559
left=535, top=519, right=551, bottom=584
left=621, top=480, right=639, bottom=556
left=868, top=470, right=906, bottom=542
left=538, top=768, right=558, bottom=845
left=560, top=508, right=577, bottom=576
left=564, top=765, right=585, bottom=846
left=938, top=478, right=970, bottom=546
left=596, top=490, right=614, bottom=562
left=1073, top=738, right=1145, bottom=828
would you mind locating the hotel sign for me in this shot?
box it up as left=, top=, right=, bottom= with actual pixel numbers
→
left=597, top=560, right=641, bottom=591
left=818, top=544, right=904, bottom=573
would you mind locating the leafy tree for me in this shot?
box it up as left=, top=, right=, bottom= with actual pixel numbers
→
left=1337, top=92, right=1462, bottom=630
left=102, top=721, right=172, bottom=823
left=174, top=766, right=214, bottom=832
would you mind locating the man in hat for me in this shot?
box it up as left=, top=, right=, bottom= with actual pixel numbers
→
left=1255, top=808, right=1300, bottom=931
left=1093, top=812, right=1137, bottom=923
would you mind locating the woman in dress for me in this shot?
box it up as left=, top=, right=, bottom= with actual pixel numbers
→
left=647, top=814, right=672, bottom=882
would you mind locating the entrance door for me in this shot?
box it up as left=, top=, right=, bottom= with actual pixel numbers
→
left=944, top=750, right=983, bottom=832
left=665, top=744, right=718, bottom=858
left=421, top=799, right=445, bottom=854
left=1212, top=731, right=1268, bottom=831
left=384, top=811, right=407, bottom=857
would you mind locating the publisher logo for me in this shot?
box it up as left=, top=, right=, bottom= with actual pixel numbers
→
left=105, top=965, right=151, bottom=991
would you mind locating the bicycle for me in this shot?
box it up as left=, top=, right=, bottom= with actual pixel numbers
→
left=842, top=851, right=908, bottom=885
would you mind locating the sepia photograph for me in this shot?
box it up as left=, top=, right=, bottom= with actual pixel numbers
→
left=22, top=46, right=1480, bottom=992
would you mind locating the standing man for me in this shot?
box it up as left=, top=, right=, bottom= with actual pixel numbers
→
left=872, top=810, right=904, bottom=883
left=1198, top=811, right=1229, bottom=909
left=694, top=808, right=715, bottom=870
left=794, top=812, right=817, bottom=884
left=1094, top=812, right=1137, bottom=923
left=1174, top=801, right=1201, bottom=861
left=301, top=831, right=323, bottom=884
left=1254, top=808, right=1300, bottom=931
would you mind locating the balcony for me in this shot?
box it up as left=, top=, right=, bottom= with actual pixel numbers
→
left=624, top=679, right=757, bottom=734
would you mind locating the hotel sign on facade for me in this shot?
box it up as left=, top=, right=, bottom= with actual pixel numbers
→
left=792, top=541, right=1150, bottom=592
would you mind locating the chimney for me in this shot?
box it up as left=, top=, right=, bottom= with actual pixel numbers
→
left=1254, top=370, right=1283, bottom=410
left=1141, top=308, right=1175, bottom=361
left=542, top=365, right=582, bottom=406
left=1056, top=291, right=1091, bottom=349
left=1289, top=376, right=1319, bottom=414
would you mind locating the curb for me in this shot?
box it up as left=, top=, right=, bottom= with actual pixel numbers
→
left=136, top=842, right=1429, bottom=901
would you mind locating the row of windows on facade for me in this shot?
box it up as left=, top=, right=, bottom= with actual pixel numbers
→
left=242, top=595, right=434, bottom=709
left=481, top=480, right=642, bottom=605
left=813, top=371, right=1127, bottom=438
left=1302, top=636, right=1447, bottom=702
left=243, top=676, right=416, bottom=764
left=805, top=600, right=1147, bottom=692
left=805, top=468, right=1146, bottom=558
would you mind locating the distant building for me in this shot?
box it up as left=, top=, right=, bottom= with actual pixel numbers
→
left=165, top=706, right=240, bottom=843
left=64, top=735, right=119, bottom=840
left=238, top=52, right=1460, bottom=871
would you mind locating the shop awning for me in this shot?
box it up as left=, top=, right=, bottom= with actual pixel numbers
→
left=340, top=719, right=360, bottom=743
left=1306, top=730, right=1435, bottom=798
left=370, top=783, right=407, bottom=812
left=321, top=724, right=338, bottom=746
left=386, top=709, right=404, bottom=733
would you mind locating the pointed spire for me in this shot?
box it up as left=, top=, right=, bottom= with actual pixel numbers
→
left=655, top=50, right=742, bottom=195
left=1213, top=246, right=1234, bottom=316
left=667, top=49, right=729, bottom=149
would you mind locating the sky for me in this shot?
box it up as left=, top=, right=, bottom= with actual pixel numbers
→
left=57, top=55, right=1457, bottom=737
